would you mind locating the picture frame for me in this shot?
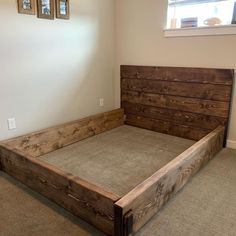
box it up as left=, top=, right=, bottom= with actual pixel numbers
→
left=56, top=0, right=70, bottom=20
left=37, top=0, right=54, bottom=20
left=17, top=0, right=36, bottom=15
left=232, top=2, right=236, bottom=24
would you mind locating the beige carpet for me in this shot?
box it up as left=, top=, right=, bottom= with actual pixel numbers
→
left=40, top=125, right=194, bottom=196
left=0, top=148, right=236, bottom=236
left=136, top=148, right=236, bottom=236
left=0, top=171, right=104, bottom=236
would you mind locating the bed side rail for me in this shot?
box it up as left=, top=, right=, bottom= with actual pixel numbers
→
left=2, top=108, right=124, bottom=157
left=114, top=126, right=225, bottom=236
left=0, top=144, right=120, bottom=236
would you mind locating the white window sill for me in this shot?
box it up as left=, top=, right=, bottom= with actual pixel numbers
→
left=164, top=24, right=236, bottom=37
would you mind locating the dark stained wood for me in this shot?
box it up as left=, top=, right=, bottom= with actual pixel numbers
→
left=0, top=144, right=120, bottom=236
left=121, top=66, right=234, bottom=141
left=114, top=208, right=133, bottom=236
left=114, top=205, right=124, bottom=236
left=125, top=114, right=210, bottom=141
left=121, top=65, right=233, bottom=85
left=3, top=109, right=124, bottom=158
left=115, top=126, right=224, bottom=235
left=121, top=78, right=231, bottom=102
left=123, top=211, right=133, bottom=236
left=122, top=102, right=227, bottom=130
left=0, top=102, right=229, bottom=236
left=122, top=90, right=229, bottom=118
left=0, top=109, right=125, bottom=235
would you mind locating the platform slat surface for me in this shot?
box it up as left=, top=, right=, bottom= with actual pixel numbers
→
left=40, top=125, right=194, bottom=196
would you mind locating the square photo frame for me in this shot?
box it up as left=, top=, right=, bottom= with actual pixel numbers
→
left=17, top=0, right=36, bottom=15
left=56, top=0, right=70, bottom=20
left=37, top=0, right=54, bottom=20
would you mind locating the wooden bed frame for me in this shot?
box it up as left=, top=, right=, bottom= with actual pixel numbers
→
left=0, top=66, right=234, bottom=236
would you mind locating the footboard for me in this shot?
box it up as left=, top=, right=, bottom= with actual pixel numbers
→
left=114, top=126, right=225, bottom=236
left=0, top=144, right=120, bottom=236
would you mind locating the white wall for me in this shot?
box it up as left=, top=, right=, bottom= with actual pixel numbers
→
left=115, top=0, right=236, bottom=148
left=1, top=0, right=236, bottom=148
left=0, top=0, right=115, bottom=140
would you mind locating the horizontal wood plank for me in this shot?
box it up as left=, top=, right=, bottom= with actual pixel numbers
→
left=121, top=65, right=233, bottom=85
left=121, top=65, right=233, bottom=142
left=0, top=145, right=120, bottom=236
left=115, top=126, right=224, bottom=235
left=121, top=78, right=231, bottom=102
left=122, top=90, right=229, bottom=118
left=122, top=102, right=227, bottom=130
left=125, top=114, right=210, bottom=141
left=3, top=109, right=124, bottom=157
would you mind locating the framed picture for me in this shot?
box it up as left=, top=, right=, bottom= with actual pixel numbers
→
left=232, top=2, right=236, bottom=24
left=37, top=0, right=54, bottom=20
left=56, top=0, right=70, bottom=20
left=17, top=0, right=36, bottom=15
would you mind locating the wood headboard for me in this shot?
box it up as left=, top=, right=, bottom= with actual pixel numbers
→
left=121, top=65, right=234, bottom=143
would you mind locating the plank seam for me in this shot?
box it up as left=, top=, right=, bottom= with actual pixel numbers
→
left=122, top=89, right=231, bottom=104
left=121, top=84, right=231, bottom=102
left=125, top=112, right=212, bottom=132
left=121, top=101, right=227, bottom=121
left=121, top=76, right=233, bottom=86
left=121, top=99, right=229, bottom=119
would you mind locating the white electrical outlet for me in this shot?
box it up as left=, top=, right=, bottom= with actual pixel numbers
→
left=99, top=98, right=104, bottom=107
left=8, top=118, right=16, bottom=130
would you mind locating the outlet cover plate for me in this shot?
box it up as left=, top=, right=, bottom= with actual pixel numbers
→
left=8, top=118, right=16, bottom=130
left=99, top=98, right=104, bottom=107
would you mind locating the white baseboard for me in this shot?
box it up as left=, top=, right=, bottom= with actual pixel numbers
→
left=226, top=140, right=236, bottom=149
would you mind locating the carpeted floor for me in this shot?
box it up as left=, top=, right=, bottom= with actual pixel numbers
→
left=0, top=148, right=236, bottom=236
left=135, top=148, right=236, bottom=236
left=0, top=171, right=104, bottom=236
left=39, top=125, right=194, bottom=196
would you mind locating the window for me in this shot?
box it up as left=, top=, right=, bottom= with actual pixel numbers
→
left=167, top=0, right=236, bottom=29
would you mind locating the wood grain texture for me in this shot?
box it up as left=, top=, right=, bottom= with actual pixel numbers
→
left=115, top=126, right=224, bottom=235
left=121, top=65, right=233, bottom=141
left=3, top=109, right=124, bottom=158
left=121, top=78, right=231, bottom=102
left=0, top=144, right=120, bottom=236
left=122, top=90, right=229, bottom=118
left=125, top=114, right=210, bottom=141
left=121, top=65, right=233, bottom=85
left=122, top=102, right=227, bottom=130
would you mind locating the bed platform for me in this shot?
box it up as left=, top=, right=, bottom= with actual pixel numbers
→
left=0, top=66, right=234, bottom=236
left=39, top=125, right=195, bottom=196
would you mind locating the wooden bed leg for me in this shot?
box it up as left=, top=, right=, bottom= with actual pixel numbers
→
left=124, top=211, right=134, bottom=236
left=0, top=146, right=3, bottom=170
left=115, top=205, right=124, bottom=236
left=115, top=206, right=133, bottom=236
left=223, top=138, right=227, bottom=148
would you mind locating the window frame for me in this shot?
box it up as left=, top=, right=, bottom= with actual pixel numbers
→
left=164, top=24, right=236, bottom=37
left=165, top=0, right=236, bottom=37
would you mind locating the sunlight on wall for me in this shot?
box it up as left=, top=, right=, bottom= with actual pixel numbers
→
left=0, top=0, right=115, bottom=140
